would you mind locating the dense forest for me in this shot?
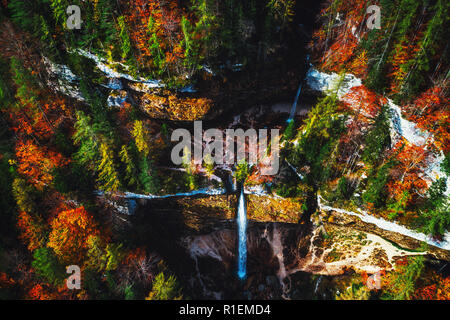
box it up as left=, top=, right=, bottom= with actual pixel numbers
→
left=0, top=0, right=448, bottom=300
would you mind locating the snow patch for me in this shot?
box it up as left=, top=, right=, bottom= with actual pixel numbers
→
left=305, top=67, right=362, bottom=98
left=318, top=196, right=450, bottom=251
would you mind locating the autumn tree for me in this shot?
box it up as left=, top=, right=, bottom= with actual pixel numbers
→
left=145, top=272, right=183, bottom=300
left=47, top=206, right=100, bottom=264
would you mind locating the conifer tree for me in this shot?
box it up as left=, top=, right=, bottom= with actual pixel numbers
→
left=97, top=142, right=121, bottom=192
left=32, top=247, right=65, bottom=285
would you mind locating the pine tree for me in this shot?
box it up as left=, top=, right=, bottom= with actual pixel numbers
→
left=139, top=157, right=159, bottom=194
left=73, top=111, right=99, bottom=169
left=118, top=16, right=132, bottom=60
left=12, top=177, right=37, bottom=213
left=362, top=105, right=391, bottom=167
left=418, top=178, right=449, bottom=238
left=32, top=247, right=65, bottom=285
left=132, top=120, right=150, bottom=157
left=363, top=159, right=395, bottom=209
left=119, top=145, right=138, bottom=188
left=97, top=142, right=121, bottom=192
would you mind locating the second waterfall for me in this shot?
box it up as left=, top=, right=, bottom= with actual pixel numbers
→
left=237, top=187, right=247, bottom=279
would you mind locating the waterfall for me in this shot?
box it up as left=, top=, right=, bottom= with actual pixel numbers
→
left=237, top=187, right=248, bottom=279
left=288, top=55, right=309, bottom=122
left=287, top=82, right=302, bottom=122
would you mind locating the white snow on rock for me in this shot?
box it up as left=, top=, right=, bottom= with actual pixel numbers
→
left=386, top=98, right=428, bottom=146
left=306, top=67, right=362, bottom=99
left=43, top=57, right=78, bottom=83
left=43, top=56, right=85, bottom=100
left=105, top=78, right=123, bottom=90
left=306, top=66, right=449, bottom=191
left=107, top=90, right=128, bottom=107
left=122, top=187, right=226, bottom=199
left=76, top=49, right=165, bottom=89
left=318, top=196, right=450, bottom=251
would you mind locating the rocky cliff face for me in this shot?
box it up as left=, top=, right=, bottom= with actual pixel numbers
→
left=124, top=193, right=446, bottom=299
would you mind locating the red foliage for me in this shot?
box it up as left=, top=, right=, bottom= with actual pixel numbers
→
left=124, top=0, right=185, bottom=68
left=342, top=85, right=386, bottom=120
left=415, top=277, right=450, bottom=300
left=386, top=141, right=431, bottom=204
left=28, top=284, right=54, bottom=300
left=313, top=0, right=369, bottom=74
left=404, top=85, right=449, bottom=154
left=15, top=140, right=69, bottom=188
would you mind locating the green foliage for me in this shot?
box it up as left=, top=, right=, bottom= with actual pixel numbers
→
left=235, top=160, right=251, bottom=184
left=442, top=152, right=450, bottom=176
left=146, top=272, right=182, bottom=300
left=336, top=176, right=352, bottom=200
left=32, top=247, right=65, bottom=285
left=86, top=236, right=124, bottom=273
left=118, top=16, right=132, bottom=60
left=132, top=120, right=150, bottom=157
left=12, top=178, right=38, bottom=213
left=382, top=256, right=424, bottom=300
left=417, top=178, right=449, bottom=238
left=397, top=0, right=449, bottom=101
left=139, top=157, right=160, bottom=194
left=362, top=161, right=394, bottom=208
left=147, top=16, right=165, bottom=76
left=10, top=57, right=39, bottom=106
left=124, top=285, right=136, bottom=300
left=97, top=142, right=121, bottom=192
left=8, top=0, right=53, bottom=38
left=119, top=145, right=138, bottom=188
left=73, top=111, right=121, bottom=192
left=288, top=79, right=345, bottom=188
left=73, top=111, right=100, bottom=168
left=361, top=106, right=391, bottom=167
left=387, top=190, right=409, bottom=219
left=282, top=120, right=296, bottom=141
left=336, top=282, right=371, bottom=300
left=203, top=153, right=215, bottom=178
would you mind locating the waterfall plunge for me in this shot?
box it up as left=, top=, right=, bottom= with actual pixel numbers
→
left=237, top=187, right=247, bottom=279
left=288, top=55, right=309, bottom=122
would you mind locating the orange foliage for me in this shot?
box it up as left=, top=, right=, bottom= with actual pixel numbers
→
left=27, top=284, right=54, bottom=300
left=7, top=90, right=71, bottom=146
left=315, top=0, right=368, bottom=73
left=0, top=272, right=15, bottom=287
left=404, top=85, right=450, bottom=154
left=415, top=277, right=450, bottom=300
left=386, top=141, right=431, bottom=204
left=388, top=39, right=418, bottom=94
left=342, top=85, right=386, bottom=120
left=349, top=50, right=368, bottom=78
left=47, top=207, right=100, bottom=264
left=124, top=0, right=185, bottom=69
left=15, top=140, right=69, bottom=188
left=17, top=211, right=47, bottom=251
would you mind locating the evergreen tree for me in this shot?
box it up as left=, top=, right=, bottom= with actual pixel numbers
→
left=363, top=160, right=395, bottom=208
left=97, top=142, right=121, bottom=192
left=361, top=105, right=391, bottom=167
left=418, top=178, right=449, bottom=238
left=32, top=247, right=65, bottom=286
left=119, top=145, right=138, bottom=189
left=382, top=256, right=424, bottom=300
left=145, top=272, right=182, bottom=300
